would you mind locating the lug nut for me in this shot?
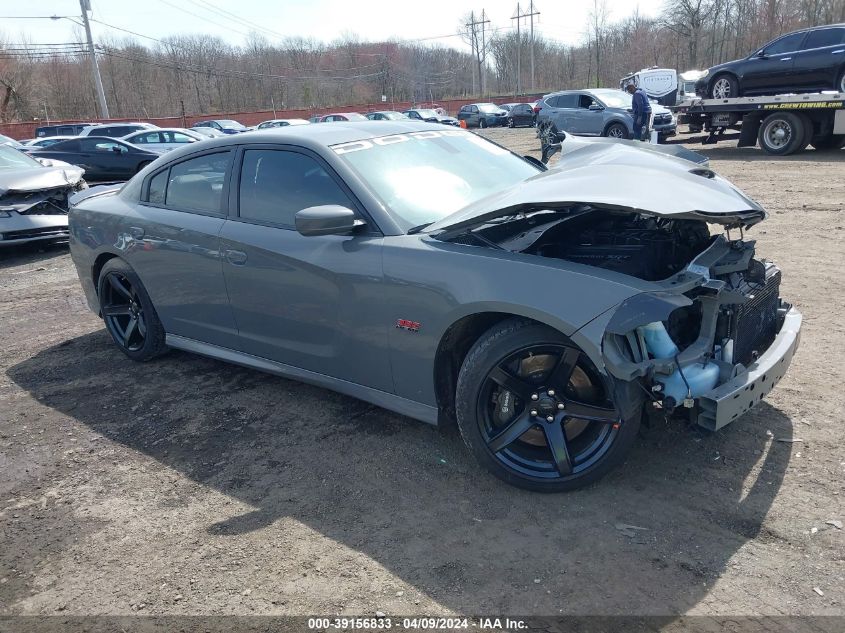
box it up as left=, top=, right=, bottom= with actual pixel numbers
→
left=546, top=415, right=554, bottom=423
left=530, top=394, right=539, bottom=401
left=530, top=409, right=538, bottom=417
left=557, top=403, right=565, bottom=410
left=547, top=389, right=555, bottom=397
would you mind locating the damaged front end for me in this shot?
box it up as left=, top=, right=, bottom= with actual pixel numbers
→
left=429, top=145, right=800, bottom=430
left=0, top=166, right=87, bottom=246
left=601, top=234, right=800, bottom=430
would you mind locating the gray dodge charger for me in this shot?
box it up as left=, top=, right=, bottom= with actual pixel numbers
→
left=68, top=122, right=801, bottom=492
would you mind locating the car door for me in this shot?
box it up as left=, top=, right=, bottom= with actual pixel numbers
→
left=741, top=31, right=807, bottom=94
left=123, top=150, right=240, bottom=349
left=219, top=145, right=393, bottom=392
left=549, top=93, right=579, bottom=132
left=78, top=138, right=138, bottom=180
left=791, top=27, right=845, bottom=91
left=570, top=94, right=603, bottom=134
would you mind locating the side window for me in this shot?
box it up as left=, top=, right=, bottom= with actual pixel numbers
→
left=165, top=152, right=230, bottom=214
left=58, top=126, right=74, bottom=135
left=804, top=28, right=845, bottom=49
left=170, top=132, right=195, bottom=143
left=470, top=105, right=478, bottom=113
left=148, top=169, right=168, bottom=204
left=555, top=94, right=578, bottom=108
left=578, top=95, right=596, bottom=109
left=238, top=149, right=353, bottom=227
left=81, top=139, right=121, bottom=152
left=764, top=32, right=805, bottom=55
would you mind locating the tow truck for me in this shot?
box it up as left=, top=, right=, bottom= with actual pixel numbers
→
left=674, top=91, right=845, bottom=155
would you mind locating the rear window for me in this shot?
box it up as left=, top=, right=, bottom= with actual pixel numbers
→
left=160, top=152, right=230, bottom=214
left=805, top=27, right=845, bottom=49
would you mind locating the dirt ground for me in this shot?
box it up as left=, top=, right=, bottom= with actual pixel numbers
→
left=1, top=129, right=843, bottom=622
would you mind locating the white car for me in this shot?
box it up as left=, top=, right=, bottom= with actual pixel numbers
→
left=189, top=126, right=227, bottom=139
left=22, top=136, right=78, bottom=151
left=121, top=128, right=205, bottom=152
left=79, top=122, right=158, bottom=138
left=255, top=118, right=311, bottom=129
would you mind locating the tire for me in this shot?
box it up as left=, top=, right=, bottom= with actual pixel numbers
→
left=710, top=74, right=739, bottom=99
left=455, top=319, right=641, bottom=492
left=810, top=134, right=845, bottom=150
left=136, top=161, right=152, bottom=173
left=797, top=114, right=814, bottom=152
left=757, top=112, right=805, bottom=155
left=97, top=258, right=167, bottom=362
left=507, top=118, right=515, bottom=128
left=604, top=122, right=628, bottom=139
left=479, top=118, right=487, bottom=129
left=837, top=68, right=845, bottom=93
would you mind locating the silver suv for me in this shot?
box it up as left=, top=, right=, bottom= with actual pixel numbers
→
left=536, top=88, right=676, bottom=140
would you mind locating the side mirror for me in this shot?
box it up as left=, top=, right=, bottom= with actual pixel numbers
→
left=756, top=50, right=767, bottom=58
left=588, top=103, right=603, bottom=111
left=112, top=146, right=122, bottom=153
left=295, top=205, right=360, bottom=237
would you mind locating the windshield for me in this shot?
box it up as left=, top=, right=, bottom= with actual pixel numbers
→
left=477, top=103, right=502, bottom=113
left=218, top=120, right=246, bottom=129
left=343, top=113, right=368, bottom=121
left=332, top=130, right=540, bottom=228
left=595, top=92, right=631, bottom=108
left=381, top=112, right=407, bottom=120
left=415, top=109, right=438, bottom=118
left=0, top=144, right=43, bottom=169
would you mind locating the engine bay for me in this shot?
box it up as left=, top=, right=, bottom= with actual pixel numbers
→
left=450, top=207, right=714, bottom=282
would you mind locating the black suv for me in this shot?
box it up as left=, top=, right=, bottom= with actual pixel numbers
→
left=696, top=24, right=845, bottom=98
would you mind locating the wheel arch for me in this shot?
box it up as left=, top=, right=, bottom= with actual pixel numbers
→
left=432, top=309, right=601, bottom=426
left=92, top=252, right=121, bottom=297
left=709, top=71, right=740, bottom=94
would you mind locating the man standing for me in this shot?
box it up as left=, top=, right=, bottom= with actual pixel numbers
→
left=626, top=82, right=652, bottom=141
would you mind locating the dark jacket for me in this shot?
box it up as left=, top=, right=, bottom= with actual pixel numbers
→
left=631, top=88, right=652, bottom=123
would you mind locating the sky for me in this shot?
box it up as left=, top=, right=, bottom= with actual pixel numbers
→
left=1, top=0, right=666, bottom=51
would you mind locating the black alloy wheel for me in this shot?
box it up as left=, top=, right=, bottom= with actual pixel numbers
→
left=456, top=320, right=641, bottom=492
left=97, top=258, right=167, bottom=361
left=101, top=271, right=148, bottom=352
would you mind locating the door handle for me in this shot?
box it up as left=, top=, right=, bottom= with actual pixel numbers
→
left=780, top=57, right=792, bottom=61
left=128, top=226, right=144, bottom=239
left=832, top=49, right=844, bottom=54
left=225, top=249, right=247, bottom=265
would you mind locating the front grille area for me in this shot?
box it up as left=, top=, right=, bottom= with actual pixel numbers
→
left=653, top=114, right=672, bottom=124
left=732, top=268, right=781, bottom=366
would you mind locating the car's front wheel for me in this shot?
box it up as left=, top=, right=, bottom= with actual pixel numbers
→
left=455, top=319, right=641, bottom=492
left=97, top=258, right=167, bottom=361
left=710, top=74, right=739, bottom=99
left=604, top=122, right=628, bottom=139
left=479, top=118, right=487, bottom=129
left=507, top=118, right=515, bottom=128
left=837, top=68, right=845, bottom=93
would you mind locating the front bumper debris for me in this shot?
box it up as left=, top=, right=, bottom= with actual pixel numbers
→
left=697, top=307, right=801, bottom=431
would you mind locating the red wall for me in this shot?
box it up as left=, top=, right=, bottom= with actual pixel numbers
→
left=0, top=94, right=545, bottom=140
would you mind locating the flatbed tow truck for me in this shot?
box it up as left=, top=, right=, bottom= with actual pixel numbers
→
left=674, top=91, right=845, bottom=155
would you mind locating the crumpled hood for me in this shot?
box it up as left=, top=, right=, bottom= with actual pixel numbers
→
left=0, top=165, right=85, bottom=196
left=428, top=141, right=765, bottom=235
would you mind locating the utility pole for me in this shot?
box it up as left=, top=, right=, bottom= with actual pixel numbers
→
left=511, top=3, right=522, bottom=96
left=465, top=10, right=490, bottom=97
left=79, top=0, right=109, bottom=119
left=525, top=1, right=540, bottom=92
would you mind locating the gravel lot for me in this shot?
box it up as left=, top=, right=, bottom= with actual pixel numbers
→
left=1, top=129, right=843, bottom=620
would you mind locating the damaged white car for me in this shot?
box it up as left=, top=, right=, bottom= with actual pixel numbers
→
left=0, top=145, right=87, bottom=246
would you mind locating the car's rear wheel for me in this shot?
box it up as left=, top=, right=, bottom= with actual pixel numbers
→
left=810, top=134, right=845, bottom=150
left=758, top=112, right=805, bottom=155
left=604, top=122, right=628, bottom=139
left=97, top=258, right=167, bottom=362
left=710, top=74, right=739, bottom=99
left=455, top=319, right=641, bottom=492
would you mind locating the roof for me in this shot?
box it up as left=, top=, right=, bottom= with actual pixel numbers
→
left=177, top=120, right=446, bottom=151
